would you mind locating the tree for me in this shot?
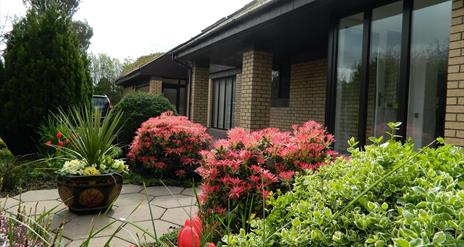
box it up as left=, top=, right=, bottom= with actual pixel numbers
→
left=121, top=52, right=164, bottom=75
left=0, top=59, right=4, bottom=90
left=22, top=0, right=93, bottom=51
left=89, top=53, right=123, bottom=104
left=0, top=4, right=92, bottom=154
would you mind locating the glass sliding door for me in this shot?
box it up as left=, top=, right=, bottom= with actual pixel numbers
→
left=331, top=0, right=451, bottom=151
left=366, top=1, right=403, bottom=140
left=334, top=13, right=364, bottom=151
left=212, top=77, right=235, bottom=129
left=406, top=0, right=451, bottom=147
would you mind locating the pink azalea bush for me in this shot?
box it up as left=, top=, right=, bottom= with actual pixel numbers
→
left=196, top=121, right=337, bottom=234
left=128, top=111, right=212, bottom=178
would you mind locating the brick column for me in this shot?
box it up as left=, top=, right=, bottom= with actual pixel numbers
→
left=445, top=0, right=464, bottom=146
left=239, top=50, right=272, bottom=130
left=190, top=64, right=209, bottom=126
left=149, top=79, right=163, bottom=95
left=234, top=73, right=242, bottom=127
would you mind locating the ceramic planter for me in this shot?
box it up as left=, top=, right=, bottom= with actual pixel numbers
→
left=57, top=173, right=123, bottom=214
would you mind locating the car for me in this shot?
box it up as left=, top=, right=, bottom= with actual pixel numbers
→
left=91, top=95, right=111, bottom=118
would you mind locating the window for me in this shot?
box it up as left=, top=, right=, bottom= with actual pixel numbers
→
left=212, top=77, right=235, bottom=129
left=271, top=60, right=291, bottom=107
left=331, top=0, right=451, bottom=151
left=162, top=80, right=188, bottom=116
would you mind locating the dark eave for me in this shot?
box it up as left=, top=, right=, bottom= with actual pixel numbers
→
left=116, top=53, right=188, bottom=86
left=172, top=0, right=317, bottom=59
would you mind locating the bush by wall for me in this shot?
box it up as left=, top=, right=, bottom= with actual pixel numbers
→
left=113, top=92, right=176, bottom=147
left=0, top=137, right=13, bottom=161
left=128, top=111, right=211, bottom=179
left=223, top=134, right=464, bottom=246
left=197, top=121, right=336, bottom=236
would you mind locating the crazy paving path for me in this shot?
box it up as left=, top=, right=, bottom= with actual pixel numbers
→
left=0, top=185, right=199, bottom=246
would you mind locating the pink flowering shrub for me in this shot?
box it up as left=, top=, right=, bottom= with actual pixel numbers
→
left=128, top=111, right=212, bottom=178
left=196, top=121, right=337, bottom=234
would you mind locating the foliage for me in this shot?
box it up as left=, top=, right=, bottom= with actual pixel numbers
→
left=0, top=137, right=13, bottom=161
left=121, top=52, right=164, bottom=76
left=113, top=92, right=176, bottom=147
left=0, top=59, right=4, bottom=91
left=89, top=53, right=124, bottom=104
left=128, top=111, right=212, bottom=179
left=37, top=115, right=71, bottom=160
left=223, top=132, right=464, bottom=246
left=0, top=3, right=92, bottom=154
left=197, top=121, right=336, bottom=236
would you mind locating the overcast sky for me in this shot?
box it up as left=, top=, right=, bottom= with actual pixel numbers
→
left=0, top=0, right=250, bottom=60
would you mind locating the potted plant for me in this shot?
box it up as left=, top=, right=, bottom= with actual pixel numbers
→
left=51, top=105, right=127, bottom=214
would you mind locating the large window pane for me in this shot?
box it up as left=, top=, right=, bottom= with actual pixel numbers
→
left=407, top=0, right=451, bottom=147
left=366, top=1, right=403, bottom=141
left=225, top=78, right=233, bottom=128
left=179, top=87, right=187, bottom=116
left=334, top=13, right=364, bottom=151
left=212, top=77, right=236, bottom=129
left=218, top=79, right=225, bottom=128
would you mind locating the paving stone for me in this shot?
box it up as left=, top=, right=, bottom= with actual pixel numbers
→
left=115, top=219, right=179, bottom=244
left=120, top=184, right=144, bottom=194
left=143, top=186, right=184, bottom=197
left=181, top=187, right=202, bottom=197
left=14, top=189, right=59, bottom=202
left=0, top=197, right=21, bottom=210
left=161, top=206, right=198, bottom=226
left=108, top=203, right=165, bottom=222
left=7, top=200, right=67, bottom=216
left=151, top=195, right=196, bottom=208
left=66, top=236, right=131, bottom=247
left=61, top=214, right=121, bottom=240
left=114, top=193, right=154, bottom=208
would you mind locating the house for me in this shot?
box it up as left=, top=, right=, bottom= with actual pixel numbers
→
left=116, top=53, right=189, bottom=115
left=171, top=0, right=463, bottom=151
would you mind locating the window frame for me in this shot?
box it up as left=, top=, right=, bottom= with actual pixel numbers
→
left=326, top=0, right=449, bottom=148
left=271, top=59, right=291, bottom=107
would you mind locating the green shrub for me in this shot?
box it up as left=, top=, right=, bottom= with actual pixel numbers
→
left=0, top=4, right=92, bottom=154
left=0, top=137, right=13, bottom=160
left=223, top=133, right=464, bottom=246
left=113, top=92, right=176, bottom=147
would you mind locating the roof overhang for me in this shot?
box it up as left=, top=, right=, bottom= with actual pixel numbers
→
left=172, top=0, right=317, bottom=60
left=116, top=53, right=189, bottom=86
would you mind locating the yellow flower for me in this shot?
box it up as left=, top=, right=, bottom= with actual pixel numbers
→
left=83, top=166, right=101, bottom=176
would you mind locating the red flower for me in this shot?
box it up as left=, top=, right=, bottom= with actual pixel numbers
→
left=175, top=169, right=187, bottom=177
left=56, top=132, right=63, bottom=139
left=184, top=216, right=202, bottom=235
left=178, top=225, right=200, bottom=247
left=205, top=243, right=216, bottom=247
left=45, top=140, right=52, bottom=147
left=57, top=141, right=64, bottom=147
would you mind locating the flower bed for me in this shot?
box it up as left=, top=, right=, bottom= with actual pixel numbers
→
left=196, top=121, right=336, bottom=235
left=128, top=111, right=212, bottom=179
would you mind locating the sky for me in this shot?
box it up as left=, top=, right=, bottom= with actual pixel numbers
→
left=0, top=0, right=251, bottom=60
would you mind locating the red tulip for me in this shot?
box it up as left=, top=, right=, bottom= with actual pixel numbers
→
left=57, top=141, right=64, bottom=147
left=56, top=132, right=63, bottom=139
left=45, top=141, right=52, bottom=146
left=184, top=216, right=202, bottom=235
left=178, top=225, right=200, bottom=247
left=205, top=243, right=216, bottom=247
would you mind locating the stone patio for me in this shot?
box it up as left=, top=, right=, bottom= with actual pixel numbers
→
left=0, top=184, right=200, bottom=246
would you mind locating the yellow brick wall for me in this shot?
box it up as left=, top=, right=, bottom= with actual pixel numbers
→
left=239, top=50, right=273, bottom=130
left=445, top=0, right=464, bottom=146
left=269, top=59, right=327, bottom=130
left=190, top=65, right=209, bottom=126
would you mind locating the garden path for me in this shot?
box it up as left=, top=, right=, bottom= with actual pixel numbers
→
left=0, top=185, right=199, bottom=246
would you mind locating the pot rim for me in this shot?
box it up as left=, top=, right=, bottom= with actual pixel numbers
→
left=57, top=172, right=123, bottom=179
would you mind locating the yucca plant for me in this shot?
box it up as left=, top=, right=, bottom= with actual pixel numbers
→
left=53, top=105, right=124, bottom=166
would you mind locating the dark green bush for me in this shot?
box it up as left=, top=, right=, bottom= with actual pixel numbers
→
left=224, top=134, right=464, bottom=246
left=0, top=4, right=92, bottom=154
left=0, top=137, right=13, bottom=161
left=113, top=92, right=176, bottom=147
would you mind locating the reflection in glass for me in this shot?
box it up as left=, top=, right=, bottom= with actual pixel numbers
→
left=366, top=1, right=403, bottom=141
left=334, top=13, right=364, bottom=151
left=407, top=0, right=451, bottom=147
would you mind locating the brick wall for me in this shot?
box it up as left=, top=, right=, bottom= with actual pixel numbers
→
left=239, top=50, right=273, bottom=130
left=269, top=59, right=327, bottom=130
left=149, top=79, right=162, bottom=95
left=445, top=0, right=464, bottom=146
left=190, top=65, right=209, bottom=126
left=122, top=86, right=134, bottom=96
